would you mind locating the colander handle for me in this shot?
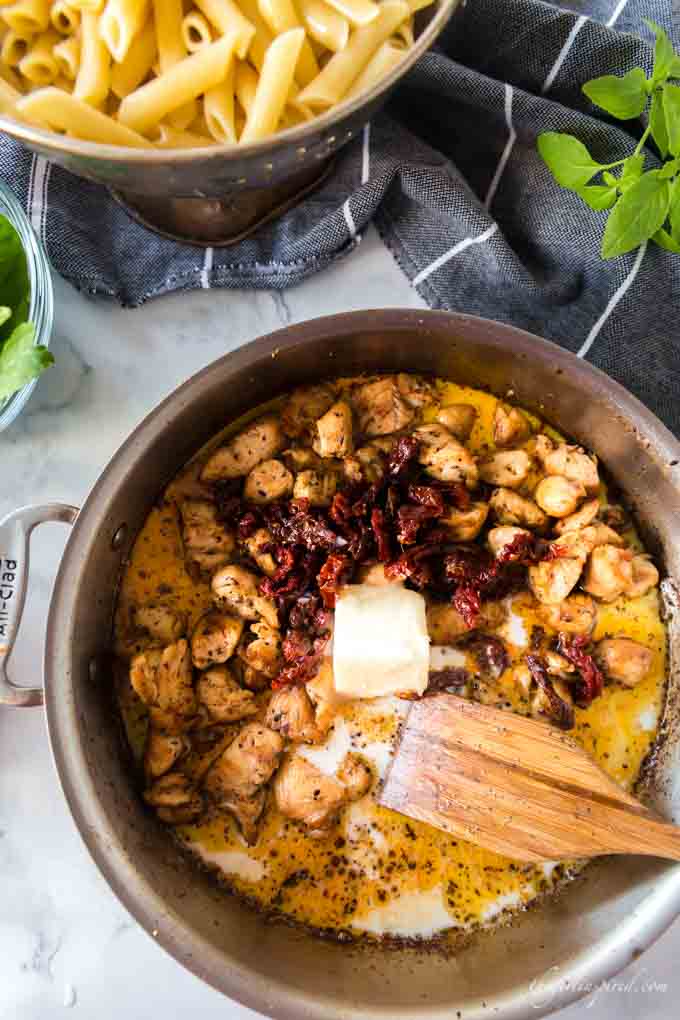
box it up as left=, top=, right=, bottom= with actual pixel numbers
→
left=0, top=504, right=78, bottom=707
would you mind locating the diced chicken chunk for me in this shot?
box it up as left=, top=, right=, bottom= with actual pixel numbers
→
left=239, top=621, right=282, bottom=678
left=130, top=640, right=196, bottom=734
left=489, top=488, right=548, bottom=530
left=396, top=373, right=434, bottom=409
left=596, top=637, right=653, bottom=687
left=220, top=788, right=267, bottom=845
left=313, top=400, right=354, bottom=457
left=274, top=755, right=347, bottom=834
left=535, top=439, right=599, bottom=493
left=283, top=446, right=325, bottom=471
left=203, top=722, right=283, bottom=800
left=337, top=754, right=372, bottom=799
left=191, top=611, right=244, bottom=669
left=202, top=416, right=285, bottom=481
left=352, top=377, right=414, bottom=437
left=626, top=555, right=659, bottom=598
left=554, top=498, right=600, bottom=535
left=265, top=686, right=321, bottom=743
left=180, top=500, right=235, bottom=573
left=211, top=564, right=278, bottom=627
left=528, top=557, right=584, bottom=606
left=426, top=599, right=505, bottom=643
left=534, top=476, right=585, bottom=518
left=135, top=604, right=185, bottom=645
left=144, top=772, right=203, bottom=824
left=196, top=665, right=257, bottom=723
left=414, top=424, right=478, bottom=488
left=436, top=403, right=477, bottom=440
left=343, top=441, right=390, bottom=485
left=144, top=730, right=188, bottom=780
left=487, top=525, right=531, bottom=558
left=493, top=404, right=531, bottom=447
left=537, top=594, right=597, bottom=635
left=478, top=450, right=531, bottom=489
left=243, top=459, right=293, bottom=504
left=582, top=545, right=633, bottom=602
left=441, top=501, right=489, bottom=541
left=241, top=526, right=277, bottom=577
left=281, top=384, right=336, bottom=438
left=293, top=468, right=337, bottom=506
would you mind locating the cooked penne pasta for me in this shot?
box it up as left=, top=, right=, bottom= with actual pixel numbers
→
left=110, top=15, right=155, bottom=96
left=407, top=0, right=434, bottom=10
left=234, top=58, right=257, bottom=115
left=17, top=85, right=152, bottom=142
left=154, top=123, right=211, bottom=147
left=298, top=0, right=348, bottom=54
left=203, top=62, right=235, bottom=142
left=18, top=28, right=60, bottom=84
left=0, top=74, right=20, bottom=114
left=240, top=25, right=302, bottom=143
left=118, top=31, right=238, bottom=134
left=345, top=38, right=404, bottom=98
left=193, top=0, right=255, bottom=60
left=152, top=0, right=195, bottom=128
left=66, top=0, right=104, bottom=10
left=1, top=31, right=31, bottom=67
left=395, top=16, right=413, bottom=47
left=323, top=0, right=378, bottom=27
left=257, top=0, right=318, bottom=86
left=2, top=0, right=50, bottom=35
left=295, top=0, right=408, bottom=110
left=99, top=0, right=150, bottom=64
left=181, top=11, right=212, bottom=53
left=235, top=0, right=272, bottom=72
left=0, top=62, right=24, bottom=91
left=50, top=0, right=79, bottom=33
left=74, top=8, right=110, bottom=104
left=53, top=33, right=80, bottom=78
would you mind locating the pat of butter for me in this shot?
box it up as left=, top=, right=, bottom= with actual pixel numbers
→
left=332, top=584, right=430, bottom=699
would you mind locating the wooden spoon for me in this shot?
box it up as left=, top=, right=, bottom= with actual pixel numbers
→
left=378, top=693, right=680, bottom=862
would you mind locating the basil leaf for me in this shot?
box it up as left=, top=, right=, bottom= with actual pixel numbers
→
left=650, top=89, right=670, bottom=157
left=0, top=322, right=53, bottom=401
left=646, top=20, right=676, bottom=84
left=663, top=84, right=680, bottom=156
left=653, top=227, right=680, bottom=252
left=582, top=69, right=648, bottom=119
left=537, top=132, right=604, bottom=189
left=670, top=179, right=680, bottom=240
left=620, top=154, right=645, bottom=183
left=601, top=170, right=671, bottom=258
left=0, top=306, right=11, bottom=328
left=577, top=185, right=619, bottom=211
left=0, top=214, right=30, bottom=342
left=671, top=55, right=680, bottom=79
left=658, top=158, right=680, bottom=179
left=602, top=171, right=618, bottom=187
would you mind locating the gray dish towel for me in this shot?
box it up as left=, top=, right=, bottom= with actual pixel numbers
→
left=0, top=0, right=678, bottom=432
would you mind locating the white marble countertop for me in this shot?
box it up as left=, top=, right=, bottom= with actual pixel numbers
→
left=1, top=226, right=678, bottom=1020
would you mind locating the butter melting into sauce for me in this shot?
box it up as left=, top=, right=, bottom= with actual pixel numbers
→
left=114, top=380, right=667, bottom=942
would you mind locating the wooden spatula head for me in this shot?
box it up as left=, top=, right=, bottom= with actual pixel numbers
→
left=378, top=694, right=680, bottom=863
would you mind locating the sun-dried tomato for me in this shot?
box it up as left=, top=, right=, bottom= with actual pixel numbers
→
left=496, top=532, right=544, bottom=566
left=428, top=480, right=471, bottom=510
left=371, top=508, right=391, bottom=562
left=556, top=633, right=604, bottom=706
left=282, top=629, right=313, bottom=662
left=426, top=668, right=471, bottom=695
left=466, top=634, right=509, bottom=679
left=386, top=435, right=420, bottom=479
left=317, top=553, right=351, bottom=608
left=526, top=654, right=575, bottom=730
left=384, top=541, right=443, bottom=588
left=406, top=484, right=446, bottom=513
left=396, top=504, right=438, bottom=545
left=452, top=585, right=482, bottom=629
left=264, top=499, right=342, bottom=552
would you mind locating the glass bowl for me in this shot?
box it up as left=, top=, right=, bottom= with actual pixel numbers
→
left=0, top=180, right=54, bottom=432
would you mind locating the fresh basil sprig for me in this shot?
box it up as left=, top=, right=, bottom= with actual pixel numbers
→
left=538, top=20, right=680, bottom=259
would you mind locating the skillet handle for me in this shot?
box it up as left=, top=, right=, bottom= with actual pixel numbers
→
left=0, top=504, right=78, bottom=708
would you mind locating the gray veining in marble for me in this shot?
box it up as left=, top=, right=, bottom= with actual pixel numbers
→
left=0, top=226, right=677, bottom=1020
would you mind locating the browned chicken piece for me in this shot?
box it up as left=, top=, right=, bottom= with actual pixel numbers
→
left=134, top=603, right=185, bottom=645
left=239, top=621, right=282, bottom=678
left=528, top=556, right=584, bottom=606
left=553, top=498, right=600, bottom=535
left=414, top=424, right=478, bottom=488
left=478, top=450, right=531, bottom=489
left=543, top=650, right=576, bottom=678
left=191, top=611, right=244, bottom=669
left=241, top=526, right=277, bottom=577
left=203, top=722, right=284, bottom=800
left=396, top=373, right=435, bottom=408
left=493, top=404, right=531, bottom=447
left=313, top=400, right=354, bottom=457
left=426, top=599, right=506, bottom=643
left=596, top=637, right=653, bottom=687
left=196, top=665, right=258, bottom=723
left=201, top=416, right=285, bottom=481
left=441, top=501, right=489, bottom=541
left=219, top=788, right=267, bottom=845
left=337, top=754, right=373, bottom=799
left=265, top=685, right=322, bottom=743
left=241, top=664, right=270, bottom=691
left=273, top=755, right=348, bottom=834
left=130, top=640, right=197, bottom=733
left=352, top=377, right=414, bottom=437
left=281, top=383, right=336, bottom=438
left=343, top=440, right=392, bottom=484
left=489, top=488, right=548, bottom=530
left=582, top=545, right=633, bottom=602
left=179, top=499, right=236, bottom=573
left=163, top=459, right=213, bottom=505
left=211, top=564, right=278, bottom=627
left=144, top=729, right=188, bottom=780
left=535, top=438, right=599, bottom=493
left=626, top=554, right=659, bottom=598
left=144, top=772, right=203, bottom=824
left=243, top=458, right=294, bottom=504
left=534, top=476, right=585, bottom=518
left=436, top=403, right=477, bottom=440
left=356, top=562, right=393, bottom=585
left=284, top=446, right=326, bottom=472
left=293, top=468, right=338, bottom=506
left=537, top=594, right=597, bottom=635
left=487, top=525, right=531, bottom=557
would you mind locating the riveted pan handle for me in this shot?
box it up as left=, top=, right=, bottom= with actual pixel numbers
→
left=0, top=504, right=78, bottom=707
